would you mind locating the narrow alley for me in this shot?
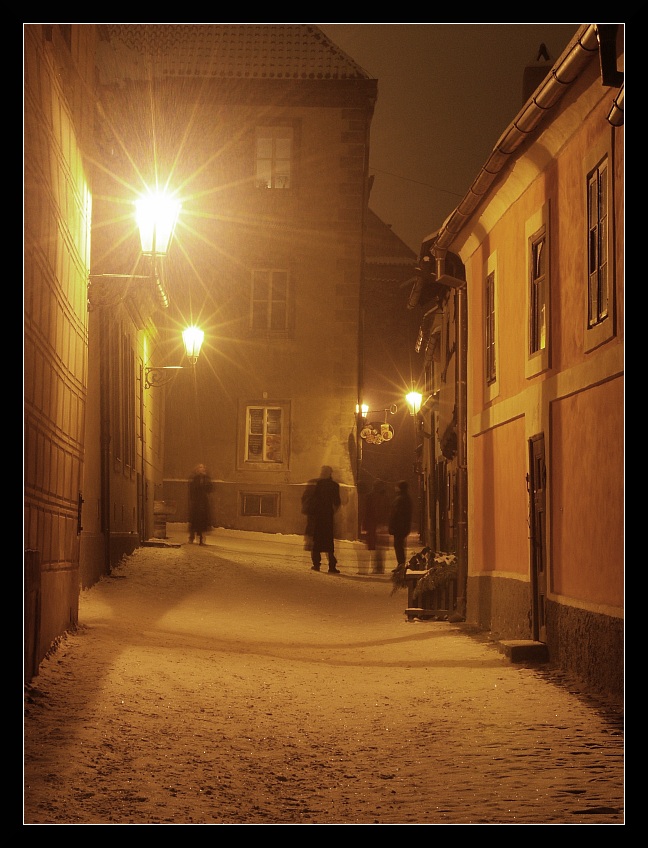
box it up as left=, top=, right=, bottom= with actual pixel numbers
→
left=24, top=526, right=624, bottom=825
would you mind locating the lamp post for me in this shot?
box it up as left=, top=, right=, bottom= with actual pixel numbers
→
left=405, top=390, right=423, bottom=541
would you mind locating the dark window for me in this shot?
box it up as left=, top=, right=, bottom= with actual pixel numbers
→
left=251, top=270, right=288, bottom=332
left=241, top=492, right=280, bottom=517
left=530, top=230, right=547, bottom=354
left=485, top=271, right=496, bottom=385
left=588, top=158, right=609, bottom=328
left=255, top=127, right=292, bottom=189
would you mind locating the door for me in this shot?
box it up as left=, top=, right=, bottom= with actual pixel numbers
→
left=528, top=434, right=547, bottom=643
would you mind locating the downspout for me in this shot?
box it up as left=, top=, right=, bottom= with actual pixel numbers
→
left=432, top=251, right=468, bottom=619
left=99, top=308, right=111, bottom=572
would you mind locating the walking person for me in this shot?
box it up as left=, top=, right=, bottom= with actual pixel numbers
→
left=388, top=480, right=412, bottom=571
left=362, top=480, right=386, bottom=574
left=308, top=465, right=341, bottom=573
left=188, top=463, right=213, bottom=545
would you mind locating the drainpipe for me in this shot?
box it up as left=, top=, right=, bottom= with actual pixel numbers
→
left=432, top=251, right=468, bottom=619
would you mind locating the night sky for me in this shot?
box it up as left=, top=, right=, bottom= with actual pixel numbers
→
left=319, top=23, right=579, bottom=254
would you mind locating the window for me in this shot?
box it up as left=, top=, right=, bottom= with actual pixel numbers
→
left=588, top=158, right=609, bottom=328
left=251, top=269, right=288, bottom=332
left=241, top=492, right=280, bottom=517
left=530, top=235, right=546, bottom=353
left=525, top=202, right=550, bottom=378
left=583, top=133, right=615, bottom=352
left=485, top=271, right=496, bottom=385
left=483, top=252, right=499, bottom=401
left=255, top=127, right=293, bottom=189
left=246, top=406, right=284, bottom=463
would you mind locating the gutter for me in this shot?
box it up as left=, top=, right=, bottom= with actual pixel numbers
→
left=427, top=23, right=620, bottom=261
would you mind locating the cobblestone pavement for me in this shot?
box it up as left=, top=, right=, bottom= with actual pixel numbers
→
left=23, top=527, right=624, bottom=825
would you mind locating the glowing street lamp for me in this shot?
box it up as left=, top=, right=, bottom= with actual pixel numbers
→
left=88, top=187, right=181, bottom=310
left=135, top=192, right=181, bottom=257
left=145, top=325, right=205, bottom=389
left=406, top=391, right=422, bottom=416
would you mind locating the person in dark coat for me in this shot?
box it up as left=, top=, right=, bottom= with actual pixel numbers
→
left=188, top=463, right=213, bottom=545
left=388, top=480, right=412, bottom=570
left=362, top=480, right=386, bottom=574
left=308, top=465, right=341, bottom=573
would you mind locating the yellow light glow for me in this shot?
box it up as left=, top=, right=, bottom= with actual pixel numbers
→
left=406, top=391, right=422, bottom=415
left=182, top=326, right=204, bottom=364
left=135, top=192, right=181, bottom=255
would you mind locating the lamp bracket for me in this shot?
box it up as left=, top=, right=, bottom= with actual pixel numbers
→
left=144, top=366, right=185, bottom=389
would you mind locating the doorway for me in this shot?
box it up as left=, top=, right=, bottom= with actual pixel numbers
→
left=527, top=434, right=547, bottom=643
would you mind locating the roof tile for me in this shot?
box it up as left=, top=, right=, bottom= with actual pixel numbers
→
left=98, top=24, right=373, bottom=81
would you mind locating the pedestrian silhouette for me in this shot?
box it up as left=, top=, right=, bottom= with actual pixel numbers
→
left=307, top=465, right=341, bottom=573
left=362, top=480, right=386, bottom=574
left=188, top=463, right=213, bottom=545
left=388, top=480, right=412, bottom=571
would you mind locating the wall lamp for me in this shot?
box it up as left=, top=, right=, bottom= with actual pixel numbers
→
left=88, top=189, right=181, bottom=310
left=144, top=326, right=205, bottom=389
left=406, top=391, right=423, bottom=416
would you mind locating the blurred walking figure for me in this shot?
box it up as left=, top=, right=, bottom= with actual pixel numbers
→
left=388, top=480, right=412, bottom=571
left=301, top=477, right=318, bottom=551
left=308, top=465, right=341, bottom=573
left=362, top=480, right=386, bottom=574
left=188, top=463, right=213, bottom=545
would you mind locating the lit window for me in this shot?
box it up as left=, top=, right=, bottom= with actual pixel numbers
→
left=246, top=406, right=283, bottom=463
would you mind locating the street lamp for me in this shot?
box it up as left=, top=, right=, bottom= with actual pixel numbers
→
left=135, top=191, right=181, bottom=259
left=88, top=188, right=181, bottom=310
left=144, top=325, right=205, bottom=388
left=405, top=391, right=422, bottom=416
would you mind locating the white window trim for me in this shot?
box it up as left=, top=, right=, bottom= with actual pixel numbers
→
left=583, top=129, right=615, bottom=353
left=525, top=201, right=551, bottom=379
left=238, top=400, right=291, bottom=471
left=484, top=250, right=500, bottom=403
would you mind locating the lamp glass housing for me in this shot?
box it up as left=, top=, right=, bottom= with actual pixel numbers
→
left=182, top=326, right=204, bottom=364
left=406, top=391, right=423, bottom=416
left=135, top=193, right=181, bottom=255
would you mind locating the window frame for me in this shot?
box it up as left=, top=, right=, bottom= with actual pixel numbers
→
left=583, top=130, right=615, bottom=352
left=525, top=202, right=551, bottom=378
left=240, top=491, right=280, bottom=518
left=484, top=251, right=499, bottom=401
left=238, top=400, right=291, bottom=472
left=250, top=268, right=291, bottom=334
left=255, top=125, right=294, bottom=190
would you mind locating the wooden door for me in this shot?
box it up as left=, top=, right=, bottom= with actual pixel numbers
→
left=528, top=434, right=547, bottom=643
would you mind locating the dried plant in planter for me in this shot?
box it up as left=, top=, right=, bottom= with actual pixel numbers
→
left=390, top=548, right=457, bottom=596
left=412, top=553, right=457, bottom=602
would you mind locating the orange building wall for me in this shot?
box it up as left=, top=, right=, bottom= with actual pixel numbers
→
left=550, top=377, right=624, bottom=607
left=471, top=416, right=529, bottom=576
